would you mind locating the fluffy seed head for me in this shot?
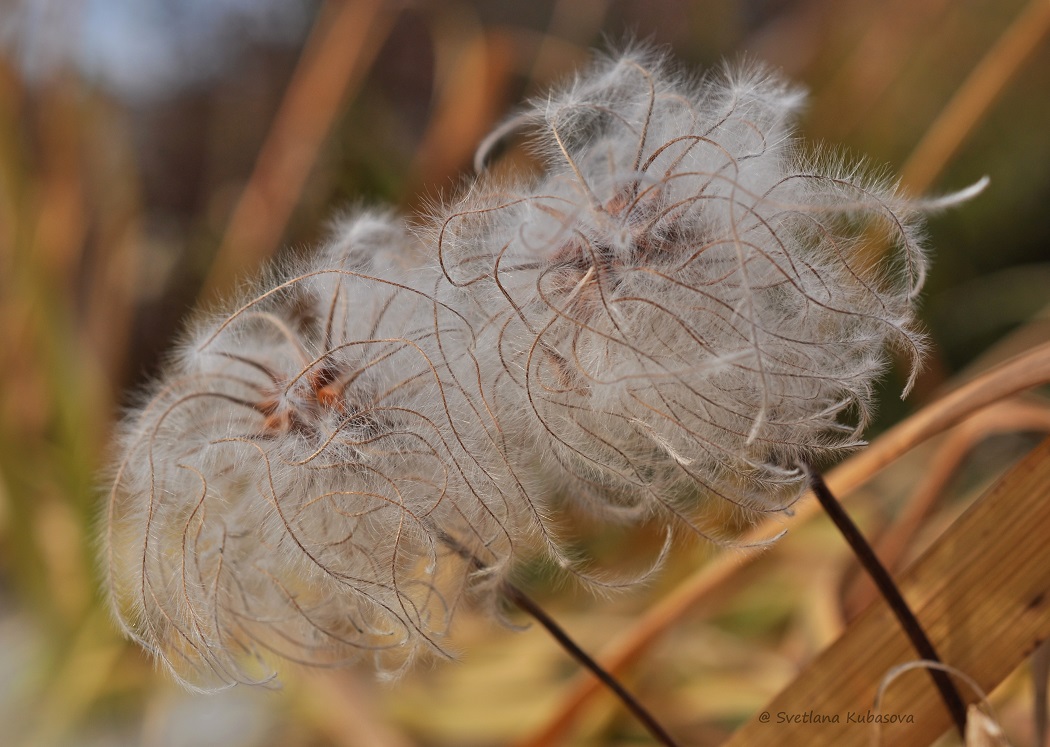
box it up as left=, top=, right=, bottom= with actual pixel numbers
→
left=104, top=47, right=980, bottom=686
left=103, top=213, right=489, bottom=687
left=434, top=48, right=934, bottom=537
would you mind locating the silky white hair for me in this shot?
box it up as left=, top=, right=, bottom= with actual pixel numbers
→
left=433, top=47, right=941, bottom=539
left=104, top=47, right=981, bottom=688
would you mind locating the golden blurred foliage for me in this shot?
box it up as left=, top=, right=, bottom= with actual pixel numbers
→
left=1, top=1, right=1049, bottom=745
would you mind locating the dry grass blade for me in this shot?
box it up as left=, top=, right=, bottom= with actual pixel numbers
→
left=514, top=341, right=1050, bottom=747
left=831, top=341, right=1050, bottom=490
left=900, top=0, right=1050, bottom=193
left=199, top=0, right=396, bottom=305
left=408, top=11, right=512, bottom=195
left=1033, top=640, right=1050, bottom=747
left=724, top=436, right=1050, bottom=747
left=802, top=0, right=952, bottom=141
left=845, top=397, right=1050, bottom=616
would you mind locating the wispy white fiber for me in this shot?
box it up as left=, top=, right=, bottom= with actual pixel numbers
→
left=433, top=47, right=936, bottom=539
left=104, top=46, right=980, bottom=688
left=104, top=212, right=504, bottom=687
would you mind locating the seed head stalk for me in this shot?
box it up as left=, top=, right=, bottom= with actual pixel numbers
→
left=806, top=465, right=968, bottom=736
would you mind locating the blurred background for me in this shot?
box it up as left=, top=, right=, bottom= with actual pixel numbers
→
left=1, top=0, right=1048, bottom=745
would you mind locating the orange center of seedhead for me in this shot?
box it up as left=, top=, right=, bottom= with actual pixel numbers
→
left=307, top=364, right=347, bottom=412
left=545, top=184, right=671, bottom=310
left=256, top=363, right=348, bottom=435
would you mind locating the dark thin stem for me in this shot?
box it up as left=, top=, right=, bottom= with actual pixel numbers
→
left=501, top=582, right=680, bottom=747
left=805, top=465, right=968, bottom=736
left=438, top=531, right=679, bottom=746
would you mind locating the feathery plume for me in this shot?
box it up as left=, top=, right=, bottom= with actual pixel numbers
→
left=104, top=46, right=983, bottom=687
left=434, top=47, right=951, bottom=538
left=104, top=212, right=493, bottom=686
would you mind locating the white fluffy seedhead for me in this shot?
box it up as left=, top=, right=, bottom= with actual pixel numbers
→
left=435, top=48, right=934, bottom=537
left=104, top=47, right=979, bottom=688
left=103, top=212, right=505, bottom=687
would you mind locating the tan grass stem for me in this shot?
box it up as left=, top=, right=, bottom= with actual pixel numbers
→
left=900, top=0, right=1050, bottom=193
left=845, top=398, right=1050, bottom=616
left=199, top=0, right=395, bottom=306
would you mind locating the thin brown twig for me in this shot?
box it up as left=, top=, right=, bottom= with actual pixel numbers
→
left=725, top=436, right=1050, bottom=747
